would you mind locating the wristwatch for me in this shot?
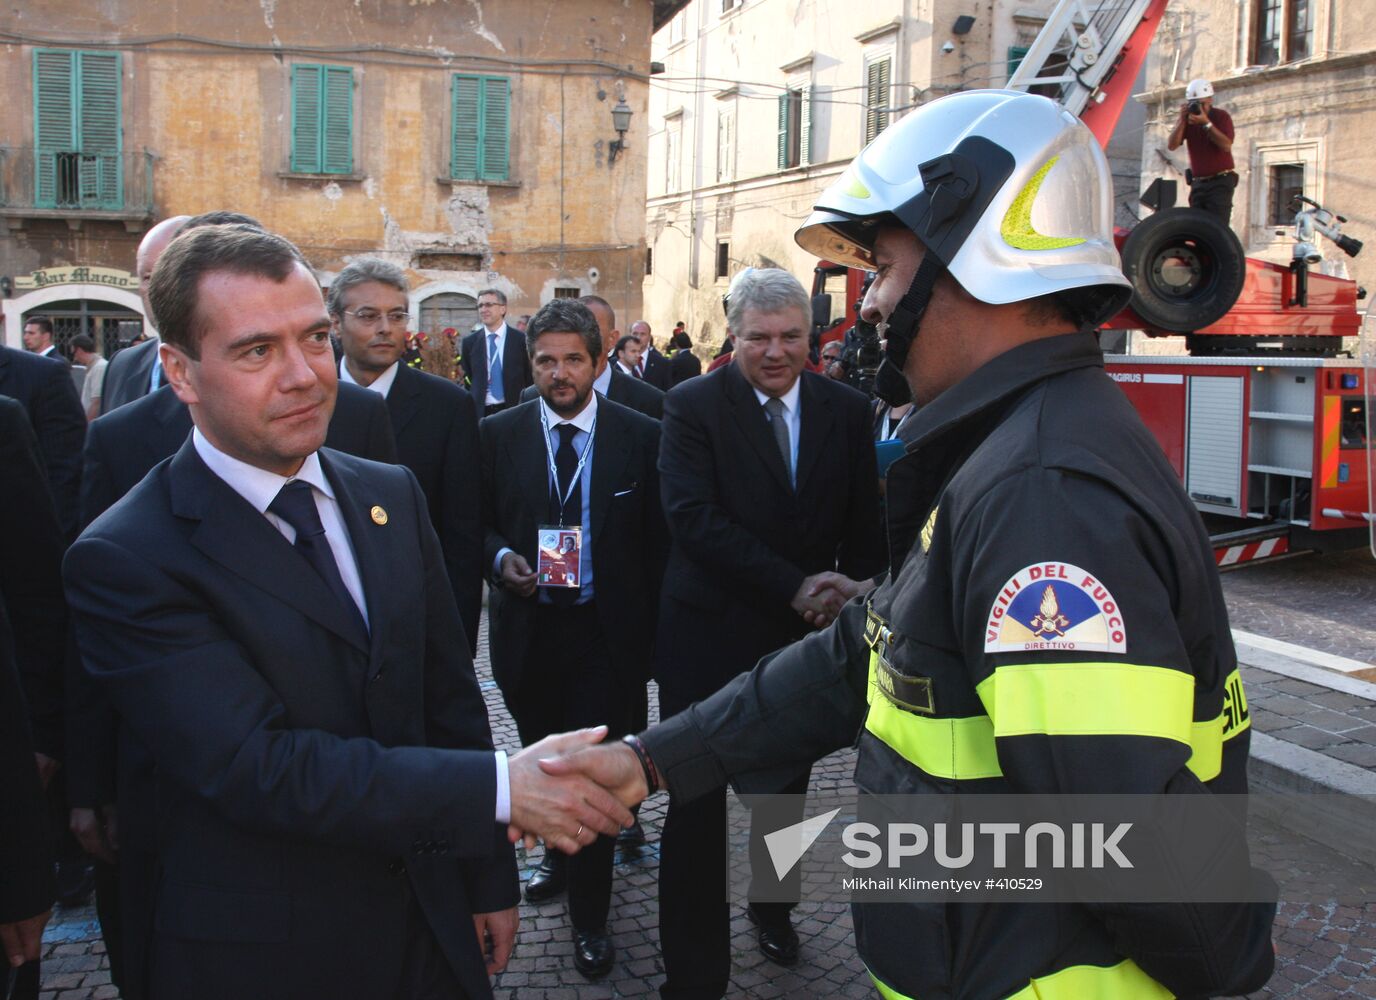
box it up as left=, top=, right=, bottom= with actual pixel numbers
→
left=1203, top=121, right=1213, bottom=131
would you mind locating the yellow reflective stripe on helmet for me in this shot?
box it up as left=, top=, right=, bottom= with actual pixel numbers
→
left=865, top=652, right=1003, bottom=780
left=1000, top=156, right=1087, bottom=251
left=1185, top=668, right=1251, bottom=783
left=869, top=958, right=1172, bottom=1000
left=976, top=662, right=1195, bottom=745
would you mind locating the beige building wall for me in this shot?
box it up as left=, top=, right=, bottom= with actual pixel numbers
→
left=644, top=0, right=1007, bottom=355
left=2, top=0, right=675, bottom=347
left=1137, top=0, right=1376, bottom=293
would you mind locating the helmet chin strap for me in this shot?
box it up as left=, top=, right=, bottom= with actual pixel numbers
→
left=873, top=252, right=946, bottom=407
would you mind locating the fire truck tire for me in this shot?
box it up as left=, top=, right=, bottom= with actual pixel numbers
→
left=1120, top=208, right=1246, bottom=332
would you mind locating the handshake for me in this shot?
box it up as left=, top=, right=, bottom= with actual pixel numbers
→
left=505, top=726, right=654, bottom=854
left=790, top=571, right=875, bottom=630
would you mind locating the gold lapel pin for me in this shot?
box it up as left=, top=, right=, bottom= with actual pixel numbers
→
left=370, top=505, right=388, bottom=526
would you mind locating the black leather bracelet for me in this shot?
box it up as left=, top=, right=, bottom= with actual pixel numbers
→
left=622, top=734, right=659, bottom=794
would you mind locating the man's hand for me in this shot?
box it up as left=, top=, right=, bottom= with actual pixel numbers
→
left=473, top=906, right=518, bottom=976
left=33, top=752, right=58, bottom=790
left=499, top=552, right=538, bottom=597
left=792, top=572, right=875, bottom=628
left=1187, top=108, right=1209, bottom=126
left=70, top=805, right=118, bottom=864
left=1, top=909, right=50, bottom=968
left=538, top=741, right=649, bottom=809
left=507, top=727, right=635, bottom=854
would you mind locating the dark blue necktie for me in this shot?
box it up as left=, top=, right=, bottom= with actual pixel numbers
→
left=268, top=480, right=369, bottom=645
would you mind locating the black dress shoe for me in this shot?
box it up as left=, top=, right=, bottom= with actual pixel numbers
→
left=616, top=819, right=647, bottom=850
left=572, top=928, right=615, bottom=979
left=523, top=854, right=567, bottom=903
left=747, top=907, right=800, bottom=966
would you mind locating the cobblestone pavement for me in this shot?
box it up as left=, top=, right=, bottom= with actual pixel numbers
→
left=34, top=568, right=1376, bottom=999
left=1220, top=548, right=1376, bottom=669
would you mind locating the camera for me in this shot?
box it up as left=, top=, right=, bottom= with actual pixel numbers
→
left=1188, top=100, right=1202, bottom=116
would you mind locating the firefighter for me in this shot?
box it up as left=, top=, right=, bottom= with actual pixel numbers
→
left=541, top=90, right=1276, bottom=999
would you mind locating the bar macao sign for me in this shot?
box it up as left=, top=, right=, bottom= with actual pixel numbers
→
left=15, top=266, right=138, bottom=291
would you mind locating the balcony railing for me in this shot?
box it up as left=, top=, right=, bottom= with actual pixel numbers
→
left=0, top=147, right=154, bottom=226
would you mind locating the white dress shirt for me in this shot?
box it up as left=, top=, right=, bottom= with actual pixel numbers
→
left=483, top=323, right=508, bottom=405
left=753, top=376, right=803, bottom=482
left=192, top=429, right=511, bottom=822
left=339, top=358, right=401, bottom=398
left=592, top=362, right=613, bottom=396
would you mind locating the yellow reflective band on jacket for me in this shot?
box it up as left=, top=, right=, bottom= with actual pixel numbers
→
left=868, top=958, right=1173, bottom=1000
left=975, top=662, right=1195, bottom=745
left=864, top=640, right=1251, bottom=785
left=1184, top=667, right=1251, bottom=783
left=865, top=652, right=1002, bottom=781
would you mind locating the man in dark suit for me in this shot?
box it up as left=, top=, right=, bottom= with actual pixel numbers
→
left=330, top=258, right=484, bottom=653
left=483, top=298, right=666, bottom=980
left=0, top=398, right=60, bottom=985
left=667, top=331, right=702, bottom=386
left=21, top=315, right=67, bottom=367
left=63, top=224, right=631, bottom=1000
left=628, top=320, right=672, bottom=391
left=461, top=288, right=532, bottom=415
left=100, top=215, right=191, bottom=414
left=653, top=268, right=885, bottom=998
left=0, top=346, right=84, bottom=544
left=520, top=295, right=664, bottom=420
left=68, top=376, right=395, bottom=1000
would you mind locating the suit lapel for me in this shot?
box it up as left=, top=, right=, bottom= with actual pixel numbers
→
left=590, top=405, right=631, bottom=545
left=794, top=374, right=834, bottom=494
left=321, top=452, right=391, bottom=674
left=504, top=403, right=551, bottom=524
left=724, top=364, right=793, bottom=494
left=386, top=364, right=423, bottom=437
left=171, top=441, right=371, bottom=655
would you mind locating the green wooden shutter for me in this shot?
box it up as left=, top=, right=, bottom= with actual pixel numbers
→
left=777, top=91, right=792, bottom=169
left=77, top=52, right=122, bottom=208
left=1007, top=45, right=1030, bottom=82
left=451, top=75, right=481, bottom=180
left=291, top=65, right=323, bottom=173
left=799, top=85, right=814, bottom=166
left=481, top=76, right=509, bottom=181
left=321, top=66, right=353, bottom=174
left=33, top=50, right=76, bottom=208
left=865, top=58, right=890, bottom=145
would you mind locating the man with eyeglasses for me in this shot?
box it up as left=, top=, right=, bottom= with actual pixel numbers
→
left=461, top=289, right=533, bottom=416
left=331, top=259, right=485, bottom=655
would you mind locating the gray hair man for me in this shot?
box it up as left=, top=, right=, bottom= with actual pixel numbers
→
left=328, top=256, right=486, bottom=653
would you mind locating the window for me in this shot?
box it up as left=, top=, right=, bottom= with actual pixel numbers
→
left=554, top=286, right=581, bottom=299
left=721, top=0, right=740, bottom=13
left=33, top=50, right=122, bottom=209
left=776, top=84, right=813, bottom=170
left=1007, top=45, right=1029, bottom=81
left=645, top=246, right=654, bottom=276
left=668, top=11, right=686, bottom=46
left=291, top=64, right=353, bottom=174
left=1267, top=164, right=1305, bottom=226
left=665, top=118, right=682, bottom=192
left=1339, top=397, right=1366, bottom=449
left=717, top=104, right=735, bottom=182
left=716, top=240, right=730, bottom=280
left=1251, top=0, right=1312, bottom=66
left=451, top=74, right=510, bottom=181
left=864, top=56, right=892, bottom=145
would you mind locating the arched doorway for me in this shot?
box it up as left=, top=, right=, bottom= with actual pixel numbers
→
left=23, top=298, right=143, bottom=359
left=418, top=291, right=479, bottom=336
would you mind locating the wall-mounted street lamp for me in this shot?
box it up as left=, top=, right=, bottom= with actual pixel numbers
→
left=608, top=98, right=633, bottom=164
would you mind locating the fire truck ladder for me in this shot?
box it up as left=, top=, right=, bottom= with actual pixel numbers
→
left=1006, top=0, right=1169, bottom=147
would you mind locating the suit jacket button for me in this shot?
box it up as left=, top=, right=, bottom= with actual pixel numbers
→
left=387, top=859, right=406, bottom=876
left=370, top=670, right=383, bottom=683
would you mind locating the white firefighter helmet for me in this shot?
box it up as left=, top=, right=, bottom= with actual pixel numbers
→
left=794, top=89, right=1131, bottom=328
left=1185, top=79, right=1215, bottom=101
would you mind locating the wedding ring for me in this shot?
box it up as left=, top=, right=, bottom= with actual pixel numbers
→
left=576, top=824, right=585, bottom=839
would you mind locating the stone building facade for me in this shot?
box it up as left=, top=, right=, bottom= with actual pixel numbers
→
left=1, top=0, right=685, bottom=353
left=1137, top=0, right=1376, bottom=291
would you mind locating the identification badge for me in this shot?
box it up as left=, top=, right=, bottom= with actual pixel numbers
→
left=537, top=525, right=582, bottom=589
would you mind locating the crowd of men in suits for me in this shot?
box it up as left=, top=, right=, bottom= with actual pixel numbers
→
left=1, top=213, right=885, bottom=1000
